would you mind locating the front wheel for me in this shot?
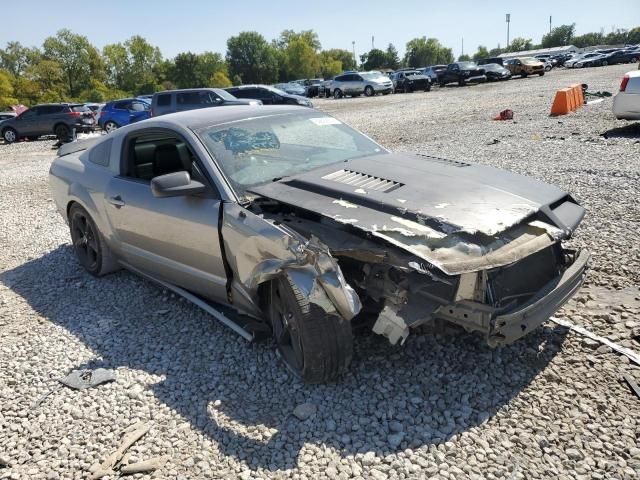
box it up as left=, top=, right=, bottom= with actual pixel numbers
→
left=601, top=61, right=608, bottom=67
left=268, top=275, right=353, bottom=383
left=424, top=84, right=431, bottom=92
left=521, top=72, right=528, bottom=78
left=3, top=128, right=17, bottom=144
left=104, top=121, right=118, bottom=133
left=539, top=71, right=545, bottom=76
left=333, top=89, right=343, bottom=99
left=364, top=85, right=374, bottom=97
left=69, top=204, right=119, bottom=277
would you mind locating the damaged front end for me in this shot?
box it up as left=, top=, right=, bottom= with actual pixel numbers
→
left=243, top=186, right=589, bottom=348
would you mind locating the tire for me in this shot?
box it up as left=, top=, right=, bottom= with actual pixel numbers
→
left=104, top=121, right=119, bottom=133
left=364, top=85, right=374, bottom=97
left=27, top=136, right=39, bottom=141
left=631, top=57, right=638, bottom=63
left=439, top=82, right=446, bottom=88
left=333, top=89, right=343, bottom=99
left=539, top=71, right=545, bottom=76
left=405, top=83, right=413, bottom=93
left=601, top=61, right=608, bottom=67
left=545, top=65, right=552, bottom=72
left=458, top=79, right=465, bottom=87
left=268, top=274, right=353, bottom=383
left=521, top=72, right=528, bottom=78
left=54, top=124, right=71, bottom=143
left=424, top=84, right=431, bottom=92
left=3, top=127, right=17, bottom=144
left=68, top=204, right=120, bottom=277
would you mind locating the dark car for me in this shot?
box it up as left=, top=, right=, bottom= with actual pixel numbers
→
left=2, top=103, right=96, bottom=144
left=151, top=88, right=260, bottom=117
left=296, top=78, right=324, bottom=97
left=421, top=65, right=447, bottom=83
left=599, top=49, right=640, bottom=65
left=225, top=85, right=313, bottom=107
left=481, top=63, right=512, bottom=81
left=98, top=98, right=151, bottom=133
left=0, top=111, right=17, bottom=122
left=439, top=62, right=486, bottom=86
left=391, top=70, right=432, bottom=93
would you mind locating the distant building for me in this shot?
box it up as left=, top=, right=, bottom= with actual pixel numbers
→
left=498, top=45, right=578, bottom=59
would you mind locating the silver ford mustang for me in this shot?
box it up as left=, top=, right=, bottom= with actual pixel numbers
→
left=49, top=105, right=589, bottom=383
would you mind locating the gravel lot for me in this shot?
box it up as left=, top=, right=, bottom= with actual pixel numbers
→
left=1, top=64, right=639, bottom=480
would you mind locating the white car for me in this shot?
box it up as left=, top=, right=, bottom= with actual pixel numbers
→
left=613, top=71, right=640, bottom=120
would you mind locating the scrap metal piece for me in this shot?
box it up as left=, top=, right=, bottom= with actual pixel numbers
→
left=89, top=423, right=151, bottom=480
left=59, top=368, right=116, bottom=390
left=623, top=375, right=640, bottom=400
left=120, top=455, right=170, bottom=475
left=550, top=316, right=640, bottom=366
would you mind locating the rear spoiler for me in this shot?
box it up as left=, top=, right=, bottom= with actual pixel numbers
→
left=57, top=136, right=103, bottom=157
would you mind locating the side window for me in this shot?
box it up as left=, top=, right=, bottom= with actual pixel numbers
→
left=156, top=94, right=171, bottom=107
left=89, top=139, right=113, bottom=167
left=129, top=102, right=148, bottom=112
left=334, top=75, right=345, bottom=82
left=123, top=132, right=196, bottom=182
left=114, top=101, right=130, bottom=110
left=20, top=109, right=38, bottom=119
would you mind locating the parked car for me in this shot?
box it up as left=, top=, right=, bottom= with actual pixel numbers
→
left=565, top=52, right=601, bottom=68
left=390, top=70, right=431, bottom=92
left=421, top=65, right=448, bottom=83
left=613, top=71, right=640, bottom=120
left=49, top=105, right=589, bottom=382
left=0, top=111, right=17, bottom=122
left=481, top=63, right=512, bottom=81
left=504, top=57, right=545, bottom=77
left=98, top=98, right=150, bottom=133
left=573, top=53, right=607, bottom=68
left=534, top=54, right=558, bottom=68
left=2, top=103, right=96, bottom=144
left=599, top=49, right=640, bottom=65
left=296, top=78, right=324, bottom=97
left=137, top=94, right=154, bottom=102
left=274, top=83, right=307, bottom=96
left=151, top=88, right=259, bottom=117
left=439, top=62, right=487, bottom=86
left=327, top=72, right=393, bottom=98
left=83, top=103, right=105, bottom=118
left=225, top=85, right=313, bottom=107
left=477, top=57, right=504, bottom=66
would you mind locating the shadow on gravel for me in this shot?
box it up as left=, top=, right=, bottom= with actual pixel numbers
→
left=1, top=246, right=568, bottom=472
left=601, top=122, right=640, bottom=139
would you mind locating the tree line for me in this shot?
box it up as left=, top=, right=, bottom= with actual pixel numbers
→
left=1, top=24, right=638, bottom=109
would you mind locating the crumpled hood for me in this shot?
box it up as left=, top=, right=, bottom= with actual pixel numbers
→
left=249, top=152, right=585, bottom=274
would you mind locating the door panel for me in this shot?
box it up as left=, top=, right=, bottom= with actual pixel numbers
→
left=104, top=177, right=228, bottom=303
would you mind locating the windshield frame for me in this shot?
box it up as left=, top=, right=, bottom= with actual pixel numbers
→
left=193, top=111, right=389, bottom=200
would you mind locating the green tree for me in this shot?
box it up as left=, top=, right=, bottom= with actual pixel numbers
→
left=404, top=37, right=453, bottom=67
left=226, top=31, right=279, bottom=84
left=196, top=52, right=227, bottom=85
left=209, top=71, right=232, bottom=88
left=385, top=44, right=400, bottom=70
left=43, top=29, right=104, bottom=98
left=605, top=28, right=631, bottom=45
left=103, top=36, right=162, bottom=94
left=541, top=24, right=575, bottom=48
left=285, top=37, right=320, bottom=79
left=322, top=48, right=356, bottom=71
left=0, top=69, right=17, bottom=109
left=572, top=31, right=604, bottom=48
left=458, top=54, right=471, bottom=61
left=170, top=52, right=200, bottom=88
left=360, top=48, right=387, bottom=70
left=472, top=46, right=490, bottom=61
left=318, top=51, right=342, bottom=78
left=0, top=42, right=41, bottom=76
left=277, top=30, right=321, bottom=51
left=25, top=59, right=67, bottom=102
left=507, top=37, right=533, bottom=52
left=627, top=27, right=640, bottom=45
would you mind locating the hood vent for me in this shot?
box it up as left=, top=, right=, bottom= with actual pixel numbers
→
left=417, top=154, right=470, bottom=167
left=322, top=169, right=403, bottom=193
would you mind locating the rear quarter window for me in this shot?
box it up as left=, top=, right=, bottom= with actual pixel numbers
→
left=88, top=139, right=113, bottom=167
left=156, top=94, right=171, bottom=107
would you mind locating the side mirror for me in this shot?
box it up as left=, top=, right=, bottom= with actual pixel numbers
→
left=151, top=171, right=206, bottom=198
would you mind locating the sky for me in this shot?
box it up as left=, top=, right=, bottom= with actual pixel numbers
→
left=2, top=0, right=639, bottom=60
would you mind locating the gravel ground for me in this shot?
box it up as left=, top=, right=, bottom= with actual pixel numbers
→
left=1, top=64, right=639, bottom=480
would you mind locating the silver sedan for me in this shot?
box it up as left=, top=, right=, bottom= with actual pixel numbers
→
left=50, top=106, right=589, bottom=382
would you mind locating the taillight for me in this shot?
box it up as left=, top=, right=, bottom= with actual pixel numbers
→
left=620, top=74, right=629, bottom=92
left=67, top=111, right=81, bottom=117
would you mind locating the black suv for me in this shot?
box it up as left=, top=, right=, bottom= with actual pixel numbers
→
left=439, top=62, right=487, bottom=87
left=391, top=70, right=432, bottom=93
left=1, top=103, right=96, bottom=144
left=225, top=85, right=313, bottom=107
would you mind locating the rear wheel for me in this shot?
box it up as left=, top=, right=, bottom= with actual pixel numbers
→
left=3, top=128, right=17, bottom=144
left=601, top=60, right=608, bottom=66
left=364, top=85, right=374, bottom=97
left=268, top=275, right=353, bottom=383
left=631, top=56, right=638, bottom=63
left=104, top=121, right=118, bottom=133
left=521, top=72, right=528, bottom=78
left=424, top=84, right=431, bottom=92
left=69, top=204, right=119, bottom=277
left=333, top=89, right=343, bottom=99
left=54, top=124, right=71, bottom=143
left=405, top=83, right=413, bottom=93
left=539, top=71, right=545, bottom=76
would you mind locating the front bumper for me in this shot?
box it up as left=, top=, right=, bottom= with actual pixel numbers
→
left=488, top=249, right=590, bottom=346
left=434, top=249, right=589, bottom=346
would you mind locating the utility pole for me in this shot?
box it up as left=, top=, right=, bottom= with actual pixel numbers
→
left=550, top=16, right=552, bottom=34
left=506, top=13, right=511, bottom=49
left=372, top=36, right=375, bottom=50
left=352, top=41, right=356, bottom=68
left=461, top=37, right=464, bottom=57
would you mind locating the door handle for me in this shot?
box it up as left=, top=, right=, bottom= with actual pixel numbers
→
left=108, top=195, right=125, bottom=208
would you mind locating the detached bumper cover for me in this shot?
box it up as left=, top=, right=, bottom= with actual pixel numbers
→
left=488, top=249, right=590, bottom=346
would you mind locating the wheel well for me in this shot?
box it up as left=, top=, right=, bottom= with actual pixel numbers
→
left=66, top=200, right=79, bottom=220
left=53, top=122, right=69, bottom=133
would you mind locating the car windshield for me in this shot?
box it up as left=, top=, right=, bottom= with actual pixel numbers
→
left=483, top=64, right=501, bottom=70
left=522, top=58, right=539, bottom=64
left=265, top=86, right=288, bottom=96
left=457, top=62, right=477, bottom=69
left=196, top=111, right=385, bottom=197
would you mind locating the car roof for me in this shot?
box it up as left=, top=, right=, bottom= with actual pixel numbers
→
left=154, top=88, right=221, bottom=94
left=139, top=105, right=311, bottom=130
